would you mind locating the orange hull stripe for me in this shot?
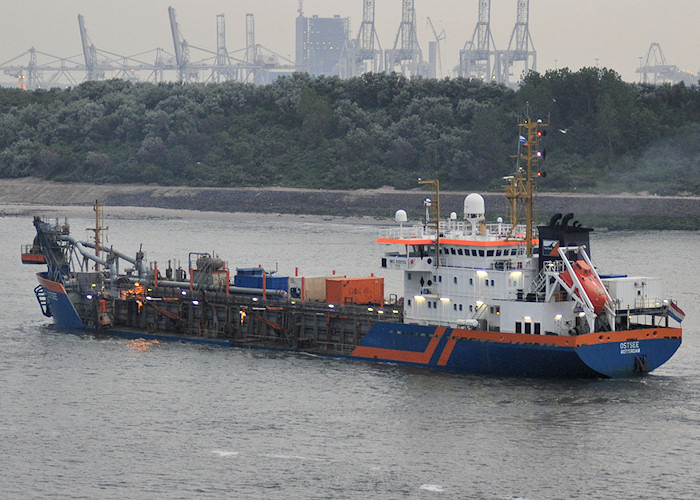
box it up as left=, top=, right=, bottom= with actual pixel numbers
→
left=37, top=274, right=67, bottom=294
left=352, top=327, right=446, bottom=364
left=437, top=338, right=457, bottom=366
left=447, top=327, right=682, bottom=348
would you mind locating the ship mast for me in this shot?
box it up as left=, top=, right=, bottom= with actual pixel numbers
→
left=505, top=109, right=547, bottom=257
left=90, top=200, right=105, bottom=271
left=418, top=179, right=440, bottom=267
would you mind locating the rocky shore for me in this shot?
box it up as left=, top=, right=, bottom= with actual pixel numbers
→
left=1, top=177, right=698, bottom=228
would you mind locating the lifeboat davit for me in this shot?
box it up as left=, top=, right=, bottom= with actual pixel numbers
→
left=560, top=260, right=607, bottom=315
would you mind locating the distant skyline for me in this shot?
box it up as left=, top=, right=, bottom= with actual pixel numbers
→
left=1, top=0, right=698, bottom=84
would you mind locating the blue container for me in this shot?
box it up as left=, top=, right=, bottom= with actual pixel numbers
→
left=234, top=273, right=288, bottom=292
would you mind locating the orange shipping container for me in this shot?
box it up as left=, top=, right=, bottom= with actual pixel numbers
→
left=326, top=277, right=384, bottom=305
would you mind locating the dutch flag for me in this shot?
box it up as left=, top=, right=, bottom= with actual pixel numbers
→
left=667, top=301, right=685, bottom=323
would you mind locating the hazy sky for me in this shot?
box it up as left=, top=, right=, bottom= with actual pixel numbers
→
left=1, top=0, right=698, bottom=84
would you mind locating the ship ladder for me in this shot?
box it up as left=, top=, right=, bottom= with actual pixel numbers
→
left=33, top=285, right=52, bottom=317
left=471, top=302, right=488, bottom=320
left=529, top=269, right=548, bottom=295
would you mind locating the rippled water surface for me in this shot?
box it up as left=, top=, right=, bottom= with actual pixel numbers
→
left=1, top=211, right=698, bottom=499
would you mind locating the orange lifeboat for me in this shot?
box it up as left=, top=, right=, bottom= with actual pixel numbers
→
left=560, top=260, right=607, bottom=314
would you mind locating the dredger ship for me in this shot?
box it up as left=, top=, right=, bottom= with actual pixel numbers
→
left=21, top=117, right=684, bottom=377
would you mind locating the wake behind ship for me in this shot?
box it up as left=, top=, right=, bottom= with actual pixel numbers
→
left=21, top=116, right=683, bottom=378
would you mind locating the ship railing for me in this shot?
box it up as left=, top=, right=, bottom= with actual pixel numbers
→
left=614, top=298, right=667, bottom=312
left=542, top=260, right=567, bottom=275
left=381, top=222, right=535, bottom=243
left=380, top=225, right=432, bottom=240
left=439, top=221, right=531, bottom=240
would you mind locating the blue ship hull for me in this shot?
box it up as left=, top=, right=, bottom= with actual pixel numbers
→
left=350, top=322, right=682, bottom=378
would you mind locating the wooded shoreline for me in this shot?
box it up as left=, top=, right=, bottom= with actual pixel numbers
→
left=1, top=178, right=698, bottom=229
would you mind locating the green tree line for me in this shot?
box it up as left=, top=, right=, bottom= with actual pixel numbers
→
left=0, top=68, right=698, bottom=194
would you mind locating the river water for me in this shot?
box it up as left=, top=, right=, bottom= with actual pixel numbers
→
left=1, top=209, right=698, bottom=499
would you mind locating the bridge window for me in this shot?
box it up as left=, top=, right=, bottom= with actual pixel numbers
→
left=487, top=250, right=494, bottom=257
left=471, top=250, right=478, bottom=256
left=479, top=250, right=485, bottom=257
left=458, top=249, right=463, bottom=255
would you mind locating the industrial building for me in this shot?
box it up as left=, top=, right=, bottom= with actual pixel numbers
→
left=295, top=14, right=350, bottom=76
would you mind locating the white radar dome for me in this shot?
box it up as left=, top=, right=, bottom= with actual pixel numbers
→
left=463, top=193, right=485, bottom=219
left=450, top=212, right=457, bottom=220
left=394, top=209, right=408, bottom=223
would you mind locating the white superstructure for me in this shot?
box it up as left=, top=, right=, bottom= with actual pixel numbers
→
left=379, top=193, right=674, bottom=336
